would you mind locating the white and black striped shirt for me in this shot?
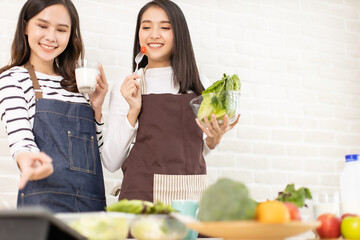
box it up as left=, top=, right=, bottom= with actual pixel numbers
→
left=0, top=66, right=104, bottom=160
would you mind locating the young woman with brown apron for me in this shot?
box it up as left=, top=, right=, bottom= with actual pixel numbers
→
left=117, top=69, right=208, bottom=205
left=103, top=0, right=239, bottom=206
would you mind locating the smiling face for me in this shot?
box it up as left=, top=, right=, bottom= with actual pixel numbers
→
left=25, top=4, right=71, bottom=73
left=139, top=6, right=173, bottom=68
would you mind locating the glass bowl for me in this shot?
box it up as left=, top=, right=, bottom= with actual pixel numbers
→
left=190, top=90, right=240, bottom=125
left=130, top=214, right=187, bottom=240
left=56, top=211, right=135, bottom=240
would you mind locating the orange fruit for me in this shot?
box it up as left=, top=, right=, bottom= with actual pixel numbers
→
left=255, top=200, right=291, bottom=223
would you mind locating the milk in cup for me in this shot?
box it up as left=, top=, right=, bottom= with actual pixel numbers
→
left=75, top=59, right=98, bottom=93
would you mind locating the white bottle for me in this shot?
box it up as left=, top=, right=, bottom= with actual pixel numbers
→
left=340, top=154, right=360, bottom=215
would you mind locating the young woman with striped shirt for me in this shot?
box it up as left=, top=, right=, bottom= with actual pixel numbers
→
left=0, top=0, right=108, bottom=212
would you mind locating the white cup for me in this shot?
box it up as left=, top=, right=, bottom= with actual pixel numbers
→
left=75, top=59, right=98, bottom=94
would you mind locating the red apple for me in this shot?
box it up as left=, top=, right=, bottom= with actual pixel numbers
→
left=341, top=213, right=357, bottom=220
left=283, top=202, right=301, bottom=221
left=316, top=213, right=341, bottom=239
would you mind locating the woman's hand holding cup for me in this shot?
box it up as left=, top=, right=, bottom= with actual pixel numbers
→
left=75, top=59, right=108, bottom=122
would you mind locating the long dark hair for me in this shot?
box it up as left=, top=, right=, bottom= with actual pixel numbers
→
left=0, top=0, right=83, bottom=93
left=133, top=0, right=204, bottom=95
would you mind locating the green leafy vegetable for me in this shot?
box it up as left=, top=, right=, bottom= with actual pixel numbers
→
left=197, top=73, right=241, bottom=122
left=276, top=184, right=312, bottom=208
left=202, top=73, right=241, bottom=94
left=198, top=178, right=257, bottom=221
left=106, top=199, right=175, bottom=215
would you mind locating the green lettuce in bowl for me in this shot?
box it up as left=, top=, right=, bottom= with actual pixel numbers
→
left=190, top=74, right=241, bottom=124
left=106, top=200, right=186, bottom=240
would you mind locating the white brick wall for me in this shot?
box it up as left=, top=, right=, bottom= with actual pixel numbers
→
left=1, top=0, right=360, bottom=213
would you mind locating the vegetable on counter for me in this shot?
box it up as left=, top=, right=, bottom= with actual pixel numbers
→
left=197, top=178, right=257, bottom=221
left=197, top=73, right=241, bottom=122
left=276, top=183, right=312, bottom=208
left=106, top=199, right=175, bottom=214
left=107, top=199, right=186, bottom=240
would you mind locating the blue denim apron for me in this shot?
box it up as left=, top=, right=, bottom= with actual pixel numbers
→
left=17, top=63, right=106, bottom=213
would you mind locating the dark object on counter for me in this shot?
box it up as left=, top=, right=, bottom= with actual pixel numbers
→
left=0, top=207, right=86, bottom=240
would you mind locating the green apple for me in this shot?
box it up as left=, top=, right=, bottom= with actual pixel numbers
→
left=341, top=216, right=360, bottom=239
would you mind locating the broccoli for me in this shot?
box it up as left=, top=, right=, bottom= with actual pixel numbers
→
left=198, top=178, right=257, bottom=221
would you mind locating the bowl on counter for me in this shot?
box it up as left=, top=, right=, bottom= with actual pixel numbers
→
left=190, top=90, right=240, bottom=125
left=130, top=214, right=187, bottom=240
left=56, top=211, right=135, bottom=240
left=186, top=220, right=320, bottom=240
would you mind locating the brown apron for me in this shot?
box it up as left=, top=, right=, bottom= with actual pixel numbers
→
left=118, top=70, right=207, bottom=205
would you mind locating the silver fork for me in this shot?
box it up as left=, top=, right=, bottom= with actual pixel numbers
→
left=134, top=51, right=146, bottom=94
left=134, top=52, right=144, bottom=73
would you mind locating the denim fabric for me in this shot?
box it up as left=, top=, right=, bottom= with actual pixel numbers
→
left=17, top=99, right=106, bottom=213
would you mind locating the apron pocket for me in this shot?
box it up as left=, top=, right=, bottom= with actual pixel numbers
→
left=68, top=130, right=96, bottom=174
left=153, top=174, right=208, bottom=205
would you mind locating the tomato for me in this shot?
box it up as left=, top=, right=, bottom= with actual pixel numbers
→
left=283, top=202, right=301, bottom=221
left=141, top=46, right=147, bottom=54
left=341, top=216, right=360, bottom=239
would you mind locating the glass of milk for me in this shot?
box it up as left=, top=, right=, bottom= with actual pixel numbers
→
left=312, top=191, right=340, bottom=219
left=75, top=59, right=98, bottom=94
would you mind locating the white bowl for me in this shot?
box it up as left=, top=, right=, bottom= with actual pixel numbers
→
left=130, top=214, right=187, bottom=240
left=55, top=211, right=135, bottom=240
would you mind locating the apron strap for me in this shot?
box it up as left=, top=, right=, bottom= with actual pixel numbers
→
left=24, top=62, right=43, bottom=99
left=111, top=67, right=146, bottom=196
left=140, top=67, right=147, bottom=95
